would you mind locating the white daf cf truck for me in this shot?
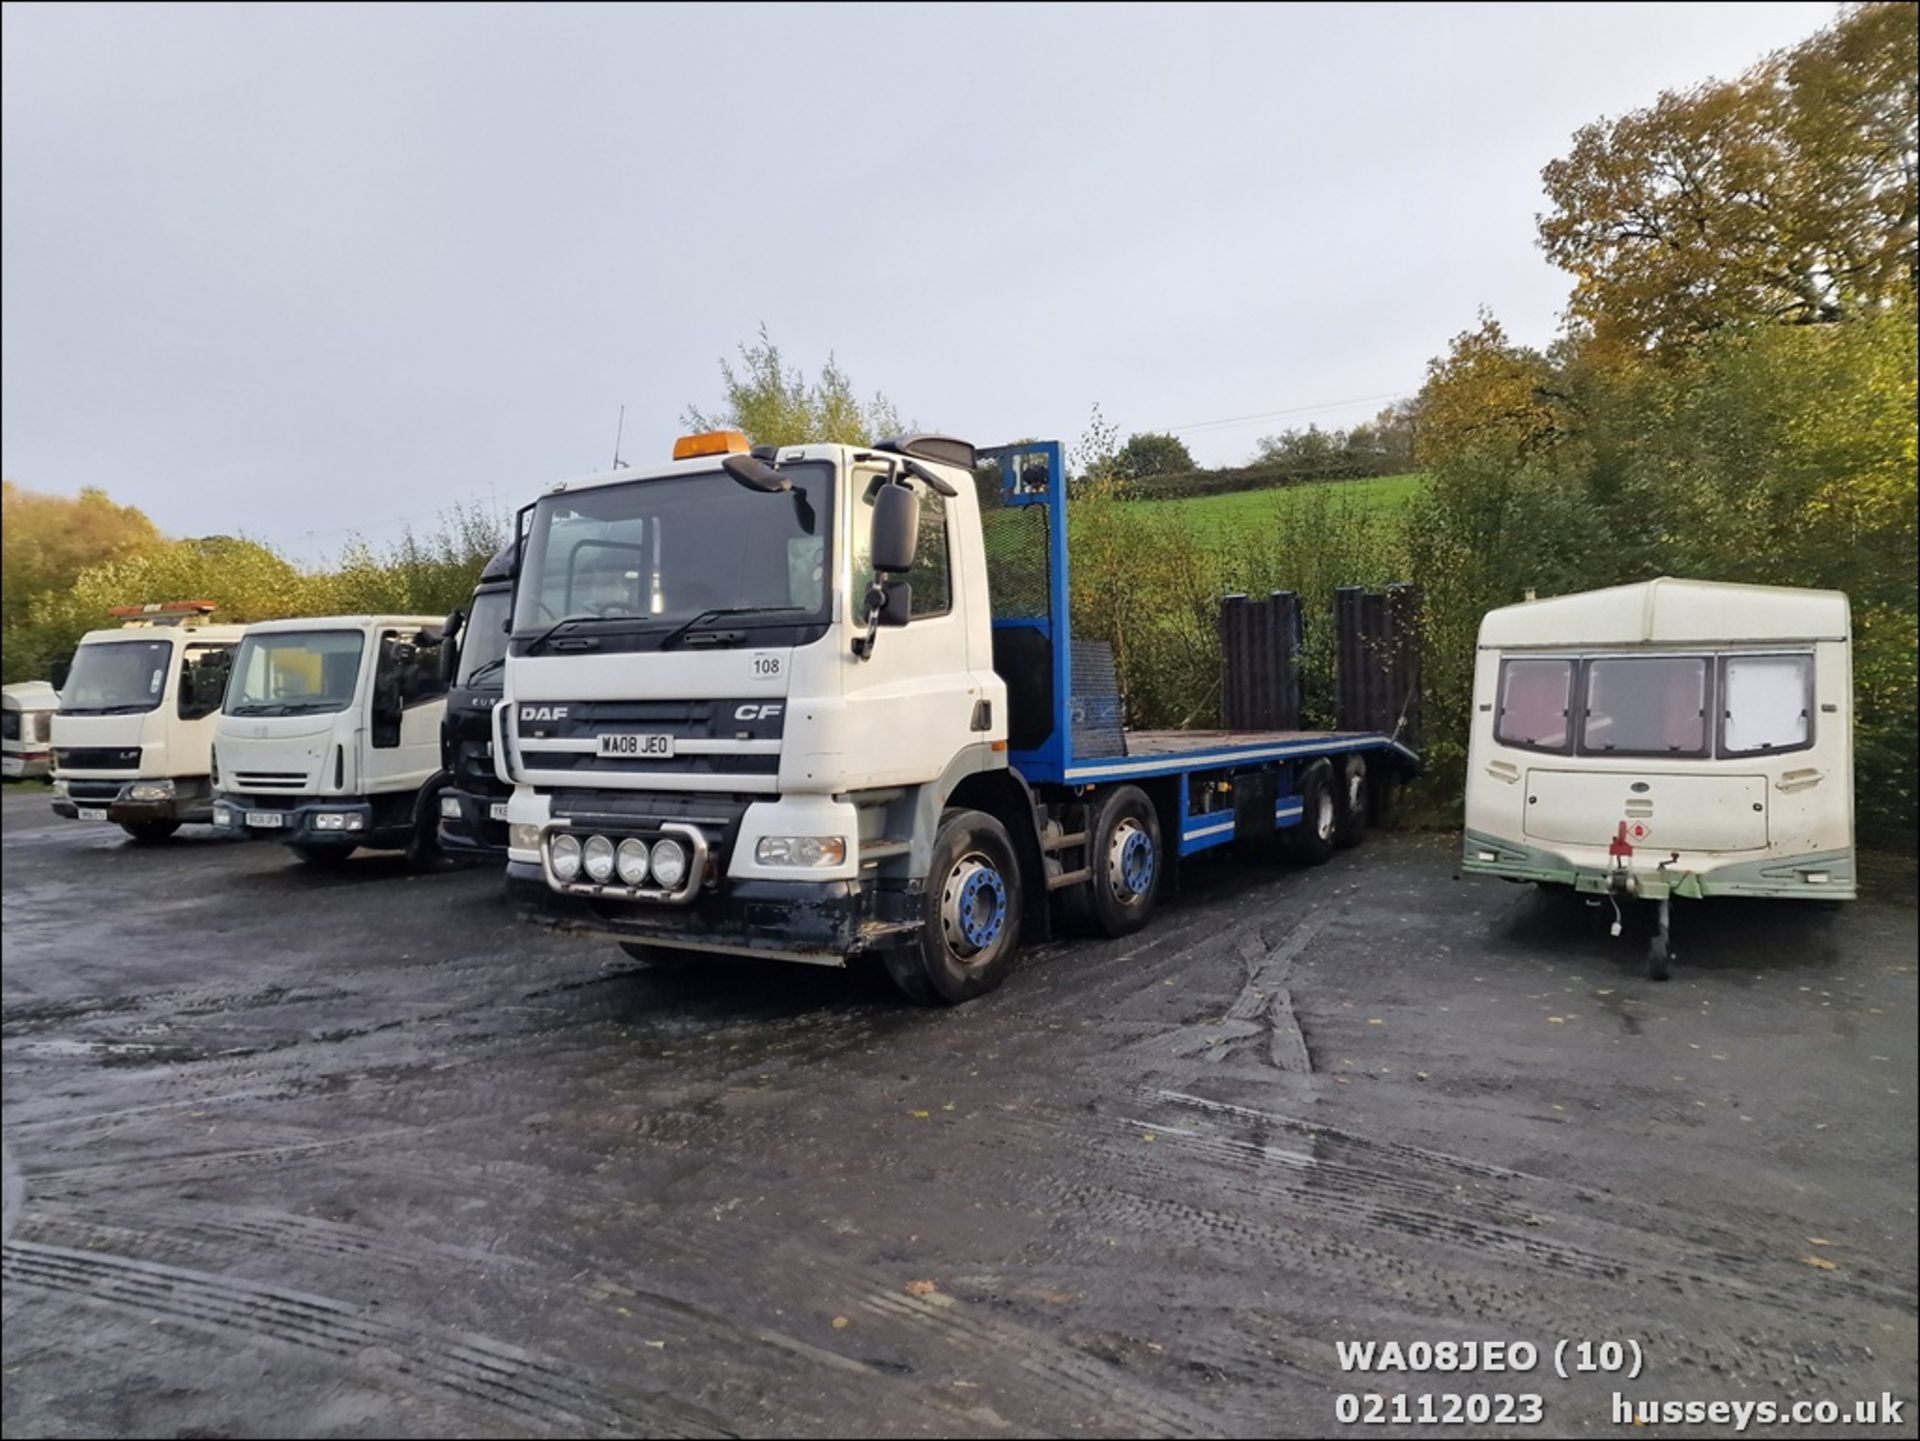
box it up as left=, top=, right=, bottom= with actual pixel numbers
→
left=210, top=614, right=450, bottom=866
left=497, top=431, right=1417, bottom=1003
left=49, top=602, right=245, bottom=841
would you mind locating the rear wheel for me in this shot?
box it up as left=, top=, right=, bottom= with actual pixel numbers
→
left=1286, top=762, right=1337, bottom=867
left=884, top=808, right=1024, bottom=1005
left=1333, top=755, right=1369, bottom=849
left=1085, top=785, right=1161, bottom=938
left=290, top=843, right=356, bottom=868
left=120, top=820, right=180, bottom=844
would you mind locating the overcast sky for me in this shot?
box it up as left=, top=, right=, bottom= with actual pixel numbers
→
left=3, top=1, right=1835, bottom=562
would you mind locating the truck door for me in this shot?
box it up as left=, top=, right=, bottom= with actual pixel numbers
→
left=366, top=629, right=448, bottom=794
left=840, top=466, right=981, bottom=789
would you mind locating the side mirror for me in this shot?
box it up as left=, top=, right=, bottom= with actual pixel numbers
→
left=875, top=579, right=911, bottom=627
left=439, top=611, right=464, bottom=684
left=50, top=656, right=72, bottom=690
left=870, top=482, right=920, bottom=574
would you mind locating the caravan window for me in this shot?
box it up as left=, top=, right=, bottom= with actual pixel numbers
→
left=1721, top=654, right=1813, bottom=755
left=1581, top=657, right=1708, bottom=756
left=1495, top=658, right=1573, bottom=752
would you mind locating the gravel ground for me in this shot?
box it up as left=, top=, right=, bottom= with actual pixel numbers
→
left=3, top=785, right=1914, bottom=1438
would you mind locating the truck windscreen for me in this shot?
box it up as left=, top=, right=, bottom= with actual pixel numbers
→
left=59, top=639, right=173, bottom=715
left=227, top=630, right=366, bottom=716
left=512, top=462, right=833, bottom=638
left=457, top=589, right=513, bottom=687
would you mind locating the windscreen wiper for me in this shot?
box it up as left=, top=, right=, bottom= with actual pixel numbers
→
left=463, top=656, right=507, bottom=685
left=659, top=607, right=806, bottom=650
left=523, top=614, right=630, bottom=654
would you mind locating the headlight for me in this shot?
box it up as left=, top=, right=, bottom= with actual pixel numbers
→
left=615, top=837, right=650, bottom=886
left=128, top=780, right=175, bottom=801
left=583, top=834, right=616, bottom=882
left=549, top=832, right=582, bottom=880
left=649, top=837, right=689, bottom=889
left=755, top=836, right=847, bottom=867
left=213, top=804, right=233, bottom=826
left=52, top=779, right=69, bottom=796
left=510, top=822, right=541, bottom=853
left=440, top=794, right=462, bottom=819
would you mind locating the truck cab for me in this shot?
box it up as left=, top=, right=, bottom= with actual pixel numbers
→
left=211, top=614, right=450, bottom=866
left=49, top=603, right=245, bottom=841
left=499, top=431, right=1414, bottom=1002
left=3, top=680, right=59, bottom=781
left=435, top=544, right=517, bottom=859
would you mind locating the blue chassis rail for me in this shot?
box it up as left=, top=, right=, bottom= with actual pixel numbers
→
left=975, top=440, right=1416, bottom=860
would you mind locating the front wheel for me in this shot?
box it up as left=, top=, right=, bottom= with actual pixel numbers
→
left=884, top=808, right=1024, bottom=1005
left=120, top=820, right=181, bottom=845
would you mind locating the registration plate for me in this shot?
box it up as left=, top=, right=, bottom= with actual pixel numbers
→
left=245, top=811, right=286, bottom=829
left=77, top=806, right=109, bottom=821
left=489, top=801, right=509, bottom=822
left=598, top=733, right=674, bottom=759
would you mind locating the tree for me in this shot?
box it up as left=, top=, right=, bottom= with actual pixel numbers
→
left=1539, top=2, right=1917, bottom=352
left=682, top=326, right=904, bottom=448
left=2, top=482, right=163, bottom=623
left=1111, top=431, right=1195, bottom=481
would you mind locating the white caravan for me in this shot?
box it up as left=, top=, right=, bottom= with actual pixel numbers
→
left=1461, top=577, right=1853, bottom=977
left=49, top=603, right=246, bottom=841
left=3, top=680, right=60, bottom=780
left=211, top=615, right=449, bottom=866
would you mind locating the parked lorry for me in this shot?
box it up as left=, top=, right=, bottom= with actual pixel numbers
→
left=434, top=544, right=517, bottom=859
left=211, top=614, right=450, bottom=866
left=3, top=680, right=59, bottom=781
left=495, top=431, right=1417, bottom=1003
left=49, top=602, right=245, bottom=840
left=1461, top=577, right=1854, bottom=979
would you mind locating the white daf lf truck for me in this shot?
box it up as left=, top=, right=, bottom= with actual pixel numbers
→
left=497, top=431, right=1415, bottom=1003
left=1460, top=577, right=1854, bottom=979
left=211, top=615, right=450, bottom=866
left=49, top=603, right=246, bottom=841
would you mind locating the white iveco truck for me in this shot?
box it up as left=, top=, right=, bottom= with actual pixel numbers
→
left=49, top=602, right=245, bottom=841
left=499, top=431, right=1415, bottom=1003
left=211, top=615, right=450, bottom=866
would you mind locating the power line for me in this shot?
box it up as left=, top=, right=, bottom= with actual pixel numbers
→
left=1160, top=389, right=1414, bottom=437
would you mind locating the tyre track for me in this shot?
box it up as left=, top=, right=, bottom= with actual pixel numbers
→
left=2, top=1241, right=733, bottom=1438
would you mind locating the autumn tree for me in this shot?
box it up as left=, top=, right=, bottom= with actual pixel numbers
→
left=683, top=326, right=904, bottom=448
left=1539, top=1, right=1917, bottom=352
left=2, top=482, right=163, bottom=622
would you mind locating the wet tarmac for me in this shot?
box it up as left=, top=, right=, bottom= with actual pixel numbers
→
left=3, top=787, right=1915, bottom=1437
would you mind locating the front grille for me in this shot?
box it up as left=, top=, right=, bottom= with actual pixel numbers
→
left=514, top=698, right=787, bottom=743
left=55, top=747, right=141, bottom=770
left=455, top=738, right=499, bottom=786
left=65, top=780, right=122, bottom=801
left=233, top=771, right=309, bottom=790
left=515, top=750, right=779, bottom=777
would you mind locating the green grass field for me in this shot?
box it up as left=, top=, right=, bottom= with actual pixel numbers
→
left=1128, top=472, right=1427, bottom=543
